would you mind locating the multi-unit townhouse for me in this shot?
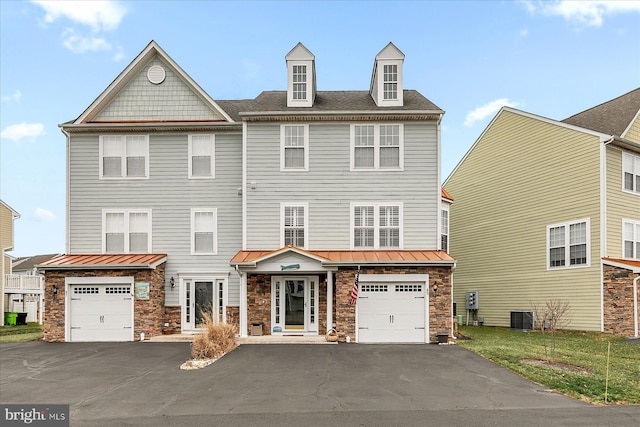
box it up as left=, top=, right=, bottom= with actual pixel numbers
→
left=444, top=89, right=640, bottom=337
left=39, top=41, right=455, bottom=343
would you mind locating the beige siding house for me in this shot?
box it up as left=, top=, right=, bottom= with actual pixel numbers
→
left=445, top=88, right=640, bottom=337
left=1, top=200, right=21, bottom=326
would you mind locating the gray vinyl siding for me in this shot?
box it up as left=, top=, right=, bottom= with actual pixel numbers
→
left=245, top=122, right=439, bottom=250
left=68, top=132, right=242, bottom=306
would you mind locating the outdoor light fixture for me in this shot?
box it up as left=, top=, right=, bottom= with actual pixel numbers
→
left=432, top=284, right=438, bottom=298
left=170, top=277, right=175, bottom=288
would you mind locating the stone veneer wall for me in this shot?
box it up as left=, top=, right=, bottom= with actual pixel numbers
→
left=226, top=306, right=240, bottom=331
left=603, top=264, right=639, bottom=336
left=43, top=265, right=166, bottom=342
left=334, top=266, right=452, bottom=343
left=163, top=306, right=181, bottom=334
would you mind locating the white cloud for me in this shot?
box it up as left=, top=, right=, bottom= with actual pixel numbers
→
left=62, top=29, right=111, bottom=53
left=464, top=99, right=520, bottom=127
left=0, top=122, right=46, bottom=141
left=2, top=90, right=22, bottom=103
left=519, top=29, right=529, bottom=38
left=524, top=0, right=640, bottom=27
left=31, top=0, right=127, bottom=32
left=33, top=208, right=56, bottom=222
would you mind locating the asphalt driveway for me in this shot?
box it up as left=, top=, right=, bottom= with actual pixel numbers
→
left=1, top=342, right=639, bottom=426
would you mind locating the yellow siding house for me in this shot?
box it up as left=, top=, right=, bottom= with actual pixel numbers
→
left=1, top=200, right=21, bottom=326
left=445, top=88, right=640, bottom=337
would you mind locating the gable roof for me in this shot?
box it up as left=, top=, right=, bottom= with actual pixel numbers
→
left=0, top=199, right=20, bottom=218
left=69, top=40, right=233, bottom=125
left=12, top=254, right=60, bottom=272
left=562, top=88, right=640, bottom=137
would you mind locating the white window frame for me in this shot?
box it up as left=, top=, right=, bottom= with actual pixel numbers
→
left=350, top=124, right=404, bottom=171
left=441, top=204, right=450, bottom=252
left=101, top=209, right=152, bottom=253
left=188, top=134, right=215, bottom=179
left=99, top=135, right=149, bottom=179
left=191, top=208, right=218, bottom=255
left=350, top=202, right=403, bottom=249
left=280, top=202, right=308, bottom=249
left=546, top=218, right=590, bottom=270
left=622, top=152, right=640, bottom=195
left=280, top=124, right=309, bottom=172
left=292, top=64, right=307, bottom=101
left=376, top=59, right=403, bottom=107
left=622, top=219, right=640, bottom=260
left=383, top=64, right=398, bottom=101
left=287, top=61, right=312, bottom=107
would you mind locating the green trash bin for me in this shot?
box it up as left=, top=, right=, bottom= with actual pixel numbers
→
left=457, top=314, right=463, bottom=327
left=4, top=312, right=18, bottom=326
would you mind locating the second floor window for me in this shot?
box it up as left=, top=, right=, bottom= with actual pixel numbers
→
left=281, top=125, right=308, bottom=171
left=351, top=124, right=403, bottom=170
left=189, top=135, right=215, bottom=178
left=547, top=219, right=589, bottom=269
left=383, top=64, right=398, bottom=100
left=441, top=207, right=449, bottom=252
left=103, top=209, right=151, bottom=253
left=623, top=152, right=640, bottom=194
left=100, top=135, right=149, bottom=179
left=352, top=203, right=402, bottom=249
left=623, top=220, right=640, bottom=259
left=192, top=209, right=217, bottom=254
left=292, top=65, right=307, bottom=100
left=282, top=204, right=307, bottom=248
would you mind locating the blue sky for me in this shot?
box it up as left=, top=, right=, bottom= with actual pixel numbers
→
left=1, top=0, right=639, bottom=257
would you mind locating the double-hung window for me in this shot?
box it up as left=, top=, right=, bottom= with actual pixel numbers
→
left=441, top=206, right=449, bottom=252
left=622, top=152, right=640, bottom=194
left=351, top=124, right=403, bottom=170
left=383, top=64, right=398, bottom=100
left=103, top=209, right=151, bottom=253
left=547, top=218, right=589, bottom=269
left=623, top=220, right=640, bottom=259
left=189, top=135, right=215, bottom=178
left=292, top=65, right=307, bottom=100
left=191, top=209, right=217, bottom=255
left=281, top=203, right=308, bottom=248
left=352, top=203, right=402, bottom=249
left=100, top=135, right=149, bottom=179
left=281, top=125, right=308, bottom=171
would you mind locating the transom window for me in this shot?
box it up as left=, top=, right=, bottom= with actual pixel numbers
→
left=103, top=209, right=151, bottom=253
left=547, top=219, right=589, bottom=269
left=352, top=203, right=402, bottom=249
left=351, top=124, right=403, bottom=170
left=292, top=65, right=307, bottom=100
left=100, top=135, right=149, bottom=179
left=623, top=152, right=640, bottom=194
left=189, top=135, right=215, bottom=178
left=282, top=203, right=307, bottom=248
left=191, top=208, right=217, bottom=255
left=281, top=125, right=309, bottom=171
left=383, top=64, right=398, bottom=100
left=623, top=220, right=640, bottom=259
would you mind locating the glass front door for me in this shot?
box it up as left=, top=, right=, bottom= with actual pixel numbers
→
left=183, top=278, right=226, bottom=331
left=194, top=281, right=213, bottom=328
left=272, top=276, right=318, bottom=333
left=285, top=279, right=305, bottom=329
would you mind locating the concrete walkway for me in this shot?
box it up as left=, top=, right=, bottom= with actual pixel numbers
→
left=147, top=333, right=335, bottom=344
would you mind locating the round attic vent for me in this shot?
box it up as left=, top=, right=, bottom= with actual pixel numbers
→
left=147, top=65, right=166, bottom=84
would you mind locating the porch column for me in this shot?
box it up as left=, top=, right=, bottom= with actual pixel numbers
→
left=327, top=271, right=333, bottom=331
left=239, top=272, right=248, bottom=337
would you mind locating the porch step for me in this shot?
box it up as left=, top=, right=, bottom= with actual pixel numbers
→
left=146, top=334, right=336, bottom=344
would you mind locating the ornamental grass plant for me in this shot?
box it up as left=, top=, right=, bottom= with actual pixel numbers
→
left=191, top=312, right=238, bottom=360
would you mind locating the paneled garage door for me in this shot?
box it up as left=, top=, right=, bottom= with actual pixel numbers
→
left=69, top=284, right=133, bottom=342
left=357, top=282, right=426, bottom=343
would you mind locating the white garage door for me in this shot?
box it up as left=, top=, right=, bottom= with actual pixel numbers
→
left=357, top=282, right=426, bottom=343
left=69, top=285, right=133, bottom=342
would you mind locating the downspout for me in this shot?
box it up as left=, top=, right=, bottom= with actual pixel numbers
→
left=634, top=275, right=639, bottom=338
left=61, top=127, right=71, bottom=254
left=599, top=136, right=615, bottom=332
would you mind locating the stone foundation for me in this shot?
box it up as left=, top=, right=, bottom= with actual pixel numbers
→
left=603, top=264, right=639, bottom=336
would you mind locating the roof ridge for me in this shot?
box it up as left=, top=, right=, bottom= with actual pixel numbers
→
left=563, top=87, right=640, bottom=122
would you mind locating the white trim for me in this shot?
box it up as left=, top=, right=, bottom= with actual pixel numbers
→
left=180, top=275, right=228, bottom=332
left=99, top=135, right=150, bottom=180
left=621, top=109, right=640, bottom=139
left=240, top=272, right=248, bottom=337
left=65, top=276, right=135, bottom=342
left=271, top=275, right=319, bottom=334
left=101, top=208, right=152, bottom=253
left=242, top=121, right=247, bottom=250
left=546, top=217, right=591, bottom=270
left=440, top=203, right=450, bottom=252
left=280, top=124, right=309, bottom=172
left=622, top=151, right=640, bottom=196
left=190, top=208, right=218, bottom=255
left=188, top=134, right=215, bottom=179
left=64, top=128, right=71, bottom=253
left=350, top=202, right=404, bottom=249
left=280, top=202, right=309, bottom=249
left=287, top=61, right=313, bottom=107
left=375, top=60, right=403, bottom=107
left=350, top=124, right=404, bottom=171
left=622, top=218, right=640, bottom=260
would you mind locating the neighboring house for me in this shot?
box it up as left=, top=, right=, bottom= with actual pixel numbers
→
left=39, top=41, right=455, bottom=343
left=444, top=88, right=640, bottom=337
left=9, top=254, right=57, bottom=323
left=1, top=200, right=21, bottom=326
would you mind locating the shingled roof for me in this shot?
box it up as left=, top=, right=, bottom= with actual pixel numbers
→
left=562, top=88, right=640, bottom=137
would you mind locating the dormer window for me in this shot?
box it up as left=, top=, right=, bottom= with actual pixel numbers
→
left=370, top=42, right=404, bottom=107
left=383, top=64, right=398, bottom=100
left=286, top=43, right=315, bottom=107
left=293, top=65, right=307, bottom=100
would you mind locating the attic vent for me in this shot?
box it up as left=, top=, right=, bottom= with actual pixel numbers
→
left=147, top=65, right=166, bottom=84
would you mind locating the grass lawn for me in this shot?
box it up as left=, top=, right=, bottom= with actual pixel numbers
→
left=0, top=323, right=43, bottom=343
left=457, top=326, right=640, bottom=405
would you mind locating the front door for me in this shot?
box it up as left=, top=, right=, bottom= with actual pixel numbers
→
left=183, top=278, right=226, bottom=331
left=272, top=276, right=318, bottom=333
